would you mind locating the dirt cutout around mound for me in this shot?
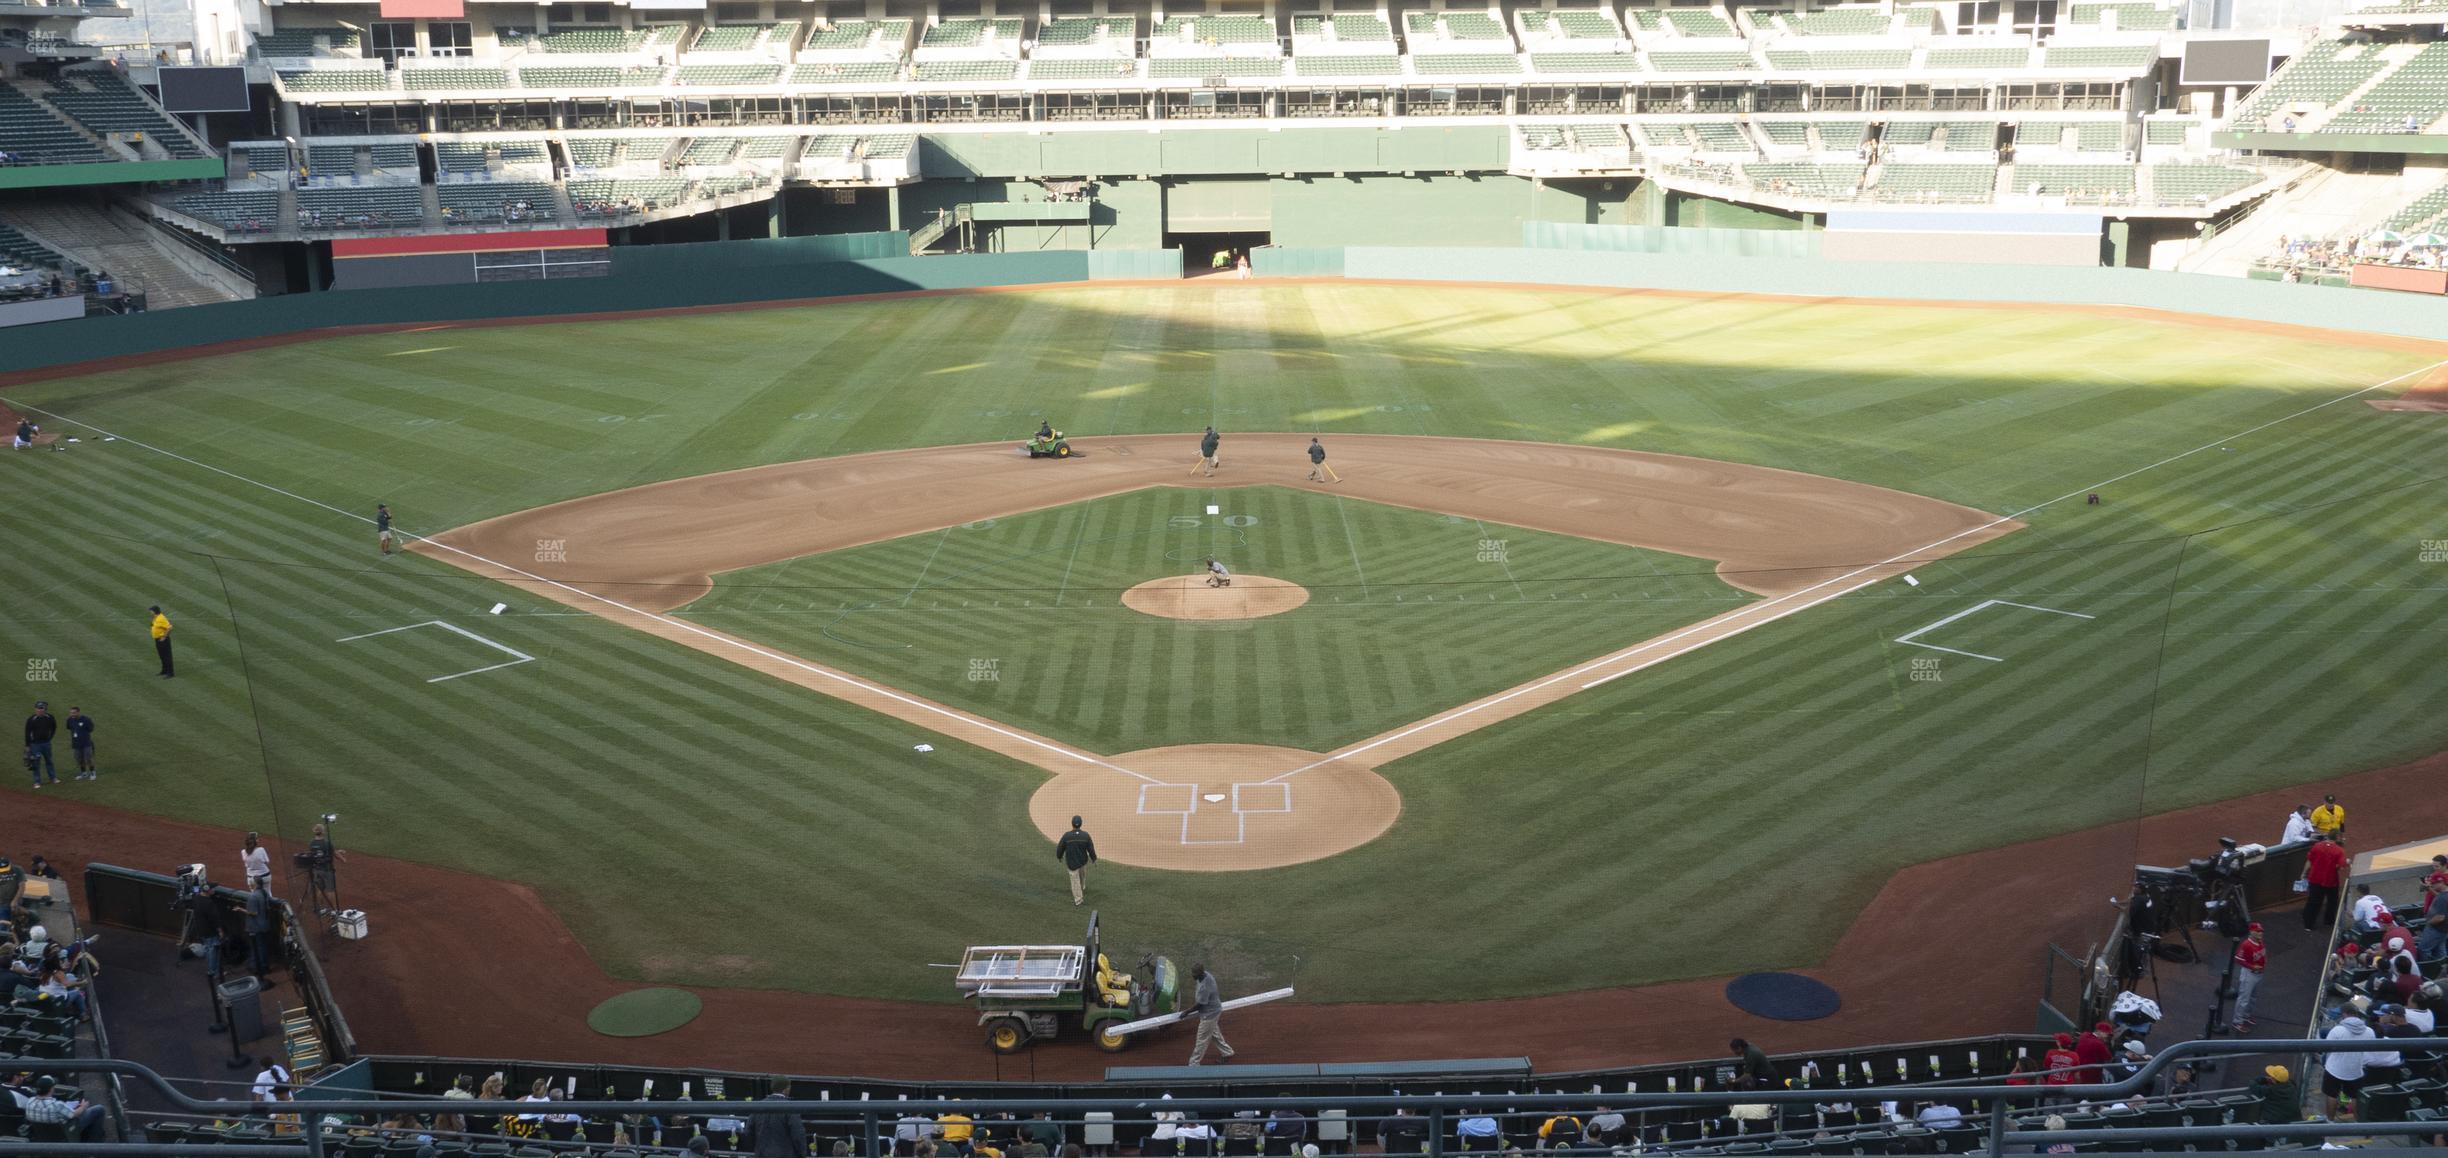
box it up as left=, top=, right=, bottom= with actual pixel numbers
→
left=1121, top=574, right=1310, bottom=620
left=421, top=434, right=2018, bottom=872
left=2369, top=360, right=2448, bottom=411
left=0, top=404, right=62, bottom=446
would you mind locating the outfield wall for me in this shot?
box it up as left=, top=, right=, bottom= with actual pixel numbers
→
left=7, top=240, right=2446, bottom=378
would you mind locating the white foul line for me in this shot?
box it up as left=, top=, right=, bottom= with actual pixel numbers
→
left=1893, top=599, right=2096, bottom=664
left=336, top=619, right=537, bottom=682
left=9, top=402, right=1159, bottom=787
left=1266, top=354, right=2448, bottom=783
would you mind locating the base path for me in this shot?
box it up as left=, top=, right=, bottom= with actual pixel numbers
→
left=422, top=434, right=2016, bottom=871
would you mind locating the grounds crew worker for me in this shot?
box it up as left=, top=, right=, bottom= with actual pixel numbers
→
left=1192, top=426, right=1222, bottom=477
left=1306, top=438, right=1338, bottom=483
left=1185, top=963, right=1235, bottom=1065
left=1056, top=815, right=1097, bottom=906
left=148, top=605, right=174, bottom=678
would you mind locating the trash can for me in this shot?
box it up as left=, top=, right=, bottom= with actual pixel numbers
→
left=217, top=975, right=265, bottom=1043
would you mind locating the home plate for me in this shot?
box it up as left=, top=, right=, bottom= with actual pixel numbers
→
left=1202, top=793, right=1226, bottom=803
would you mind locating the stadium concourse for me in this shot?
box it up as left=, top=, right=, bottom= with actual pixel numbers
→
left=11, top=747, right=2448, bottom=1080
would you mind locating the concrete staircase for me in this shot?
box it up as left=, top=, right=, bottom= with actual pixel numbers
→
left=2168, top=166, right=2409, bottom=275
left=0, top=199, right=253, bottom=307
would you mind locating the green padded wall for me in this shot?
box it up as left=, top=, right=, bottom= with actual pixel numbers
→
left=917, top=126, right=1510, bottom=179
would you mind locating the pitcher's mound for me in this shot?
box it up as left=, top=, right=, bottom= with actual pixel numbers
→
left=1122, top=574, right=1309, bottom=620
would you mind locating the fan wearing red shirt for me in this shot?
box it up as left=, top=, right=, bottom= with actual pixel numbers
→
left=2303, top=833, right=2349, bottom=932
left=2074, top=1022, right=2115, bottom=1083
left=2232, top=923, right=2268, bottom=1031
left=2042, top=1034, right=2083, bottom=1088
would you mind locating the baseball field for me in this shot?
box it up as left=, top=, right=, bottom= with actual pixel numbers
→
left=3, top=280, right=2445, bottom=1012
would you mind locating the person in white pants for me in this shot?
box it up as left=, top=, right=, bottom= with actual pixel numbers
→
left=2232, top=923, right=2267, bottom=1031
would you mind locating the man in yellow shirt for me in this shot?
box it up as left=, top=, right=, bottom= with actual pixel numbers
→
left=2311, top=795, right=2345, bottom=839
left=148, top=605, right=174, bottom=678
left=935, top=1113, right=974, bottom=1155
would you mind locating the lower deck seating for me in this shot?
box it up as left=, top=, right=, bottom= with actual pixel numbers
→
left=1743, top=161, right=1866, bottom=198
left=1871, top=162, right=1996, bottom=202
left=437, top=181, right=559, bottom=223
left=296, top=184, right=426, bottom=228
left=568, top=177, right=691, bottom=214
left=2007, top=162, right=2135, bottom=201
left=2149, top=163, right=2259, bottom=204
left=173, top=187, right=283, bottom=230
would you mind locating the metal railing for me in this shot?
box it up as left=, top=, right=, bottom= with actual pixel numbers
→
left=1, top=1039, right=2435, bottom=1158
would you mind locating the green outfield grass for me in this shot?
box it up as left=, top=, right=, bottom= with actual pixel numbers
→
left=1, top=282, right=2442, bottom=1003
left=678, top=485, right=1747, bottom=754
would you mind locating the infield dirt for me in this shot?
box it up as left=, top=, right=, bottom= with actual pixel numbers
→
left=421, top=434, right=2017, bottom=871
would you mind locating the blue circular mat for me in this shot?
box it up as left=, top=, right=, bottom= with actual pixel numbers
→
left=1725, top=972, right=1842, bottom=1021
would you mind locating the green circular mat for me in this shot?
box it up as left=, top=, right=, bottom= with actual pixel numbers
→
left=587, top=988, right=704, bottom=1038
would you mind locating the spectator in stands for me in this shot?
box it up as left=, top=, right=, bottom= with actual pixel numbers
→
left=1267, top=1104, right=1307, bottom=1149
left=1915, top=1101, right=1961, bottom=1127
left=23, top=1075, right=102, bottom=1143
left=433, top=1075, right=473, bottom=1137
left=2312, top=795, right=2346, bottom=839
left=2352, top=884, right=2389, bottom=931
left=751, top=1077, right=807, bottom=1158
left=1534, top=1109, right=1579, bottom=1149
left=2320, top=1012, right=2375, bottom=1117
left=2041, top=1033, right=2082, bottom=1094
left=2251, top=1065, right=2298, bottom=1137
left=1456, top=1110, right=1501, bottom=1147
left=2115, top=1040, right=2150, bottom=1083
left=1175, top=1116, right=1215, bottom=1154
left=1380, top=1106, right=1428, bottom=1155
left=2074, top=1022, right=2115, bottom=1084
left=894, top=1110, right=934, bottom=1154
left=1731, top=1038, right=1778, bottom=1087
left=2372, top=1005, right=2418, bottom=1085
left=2282, top=805, right=2317, bottom=845
left=1014, top=1112, right=1060, bottom=1156
left=2303, top=833, right=2348, bottom=932
left=252, top=1057, right=290, bottom=1109
left=36, top=962, right=85, bottom=1020
left=937, top=1109, right=975, bottom=1155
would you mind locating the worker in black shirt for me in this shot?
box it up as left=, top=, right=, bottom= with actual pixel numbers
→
left=1055, top=815, right=1097, bottom=907
left=376, top=503, right=394, bottom=556
left=63, top=707, right=95, bottom=781
left=1307, top=437, right=1340, bottom=484
left=23, top=701, right=58, bottom=788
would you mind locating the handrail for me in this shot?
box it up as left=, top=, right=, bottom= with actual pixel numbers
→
left=139, top=212, right=256, bottom=281
left=0, top=1038, right=2419, bottom=1158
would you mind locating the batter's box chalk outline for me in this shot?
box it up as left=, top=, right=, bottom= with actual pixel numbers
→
left=1232, top=782, right=1291, bottom=813
left=1894, top=599, right=2094, bottom=664
left=336, top=619, right=535, bottom=683
left=1136, top=783, right=1197, bottom=815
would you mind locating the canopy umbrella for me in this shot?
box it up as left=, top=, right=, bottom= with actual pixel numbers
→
left=2408, top=232, right=2448, bottom=248
left=2365, top=229, right=2405, bottom=244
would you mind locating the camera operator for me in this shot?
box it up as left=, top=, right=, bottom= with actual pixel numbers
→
left=306, top=822, right=343, bottom=891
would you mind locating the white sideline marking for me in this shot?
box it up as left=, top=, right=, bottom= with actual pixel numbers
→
left=8, top=403, right=1160, bottom=787
left=1894, top=599, right=2096, bottom=664
left=13, top=352, right=2443, bottom=791
left=1262, top=354, right=2448, bottom=784
left=337, top=619, right=535, bottom=683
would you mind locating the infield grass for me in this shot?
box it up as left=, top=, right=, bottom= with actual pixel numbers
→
left=1, top=283, right=2443, bottom=1002
left=678, top=485, right=1747, bottom=754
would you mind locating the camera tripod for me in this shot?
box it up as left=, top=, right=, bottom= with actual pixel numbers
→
left=304, top=864, right=342, bottom=936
